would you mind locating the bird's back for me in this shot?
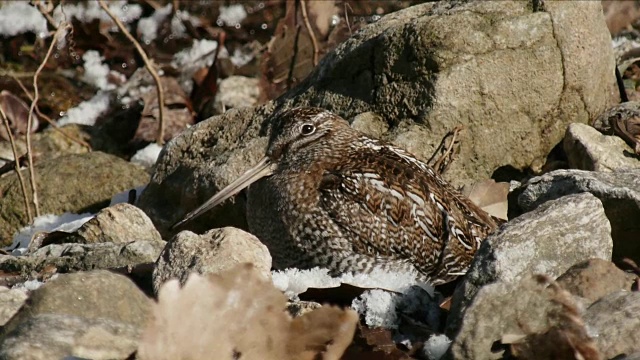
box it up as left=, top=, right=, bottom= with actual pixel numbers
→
left=317, top=136, right=498, bottom=284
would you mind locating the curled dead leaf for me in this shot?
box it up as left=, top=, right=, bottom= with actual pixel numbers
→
left=138, top=264, right=358, bottom=360
left=0, top=90, right=39, bottom=141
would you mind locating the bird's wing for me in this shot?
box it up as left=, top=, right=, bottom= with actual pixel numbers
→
left=318, top=141, right=496, bottom=278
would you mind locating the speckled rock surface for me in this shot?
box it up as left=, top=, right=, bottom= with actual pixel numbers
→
left=152, top=227, right=272, bottom=294
left=0, top=152, right=149, bottom=245
left=447, top=193, right=612, bottom=339
left=139, top=0, right=614, bottom=237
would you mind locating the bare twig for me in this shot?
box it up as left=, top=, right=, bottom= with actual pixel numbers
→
left=432, top=125, right=464, bottom=175
left=33, top=0, right=58, bottom=30
left=344, top=2, right=353, bottom=35
left=98, top=0, right=166, bottom=145
left=0, top=106, right=33, bottom=223
left=27, top=25, right=69, bottom=217
left=300, top=0, right=319, bottom=67
left=11, top=75, right=92, bottom=150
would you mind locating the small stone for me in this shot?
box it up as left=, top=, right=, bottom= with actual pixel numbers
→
left=73, top=203, right=163, bottom=244
left=563, top=123, right=639, bottom=172
left=516, top=169, right=640, bottom=265
left=585, top=290, right=640, bottom=359
left=152, top=227, right=272, bottom=294
left=0, top=314, right=139, bottom=360
left=1, top=270, right=151, bottom=338
left=556, top=258, right=636, bottom=303
left=447, top=193, right=612, bottom=337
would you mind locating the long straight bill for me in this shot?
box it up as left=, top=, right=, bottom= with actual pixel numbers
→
left=171, top=157, right=275, bottom=230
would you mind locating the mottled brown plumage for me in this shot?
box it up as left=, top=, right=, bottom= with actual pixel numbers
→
left=174, top=107, right=499, bottom=285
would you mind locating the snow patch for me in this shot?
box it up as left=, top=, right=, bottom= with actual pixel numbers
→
left=218, top=4, right=247, bottom=27
left=58, top=91, right=111, bottom=126
left=352, top=289, right=400, bottom=328
left=130, top=143, right=163, bottom=169
left=137, top=4, right=173, bottom=43
left=8, top=213, right=94, bottom=255
left=53, top=0, right=142, bottom=30
left=0, top=2, right=48, bottom=38
left=110, top=185, right=147, bottom=206
left=81, top=50, right=123, bottom=90
left=422, top=334, right=452, bottom=360
left=172, top=39, right=228, bottom=92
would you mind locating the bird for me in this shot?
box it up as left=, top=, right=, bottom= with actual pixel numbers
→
left=172, top=107, right=499, bottom=285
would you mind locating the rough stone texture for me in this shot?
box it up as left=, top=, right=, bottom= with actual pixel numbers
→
left=0, top=124, right=90, bottom=167
left=0, top=314, right=139, bottom=360
left=556, top=258, right=636, bottom=304
left=71, top=203, right=163, bottom=244
left=448, top=275, right=568, bottom=360
left=152, top=227, right=272, bottom=294
left=212, top=75, right=261, bottom=115
left=0, top=287, right=28, bottom=326
left=0, top=270, right=151, bottom=338
left=563, top=123, right=640, bottom=171
left=0, top=152, right=149, bottom=245
left=585, top=291, right=640, bottom=359
left=0, top=240, right=165, bottom=277
left=447, top=193, right=612, bottom=338
left=139, top=0, right=614, bottom=237
left=516, top=169, right=640, bottom=264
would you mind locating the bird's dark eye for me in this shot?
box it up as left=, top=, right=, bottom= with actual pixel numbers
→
left=300, top=123, right=315, bottom=136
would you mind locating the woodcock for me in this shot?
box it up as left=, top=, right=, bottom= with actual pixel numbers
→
left=173, top=107, right=499, bottom=285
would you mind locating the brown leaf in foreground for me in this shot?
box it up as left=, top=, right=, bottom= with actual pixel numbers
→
left=0, top=90, right=39, bottom=141
left=137, top=264, right=358, bottom=360
left=501, top=275, right=602, bottom=360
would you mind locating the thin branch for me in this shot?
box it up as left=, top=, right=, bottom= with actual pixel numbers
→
left=27, top=25, right=69, bottom=217
left=98, top=0, right=166, bottom=145
left=300, top=0, right=319, bottom=67
left=0, top=106, right=33, bottom=223
left=344, top=2, right=353, bottom=35
left=432, top=125, right=464, bottom=175
left=11, top=74, right=92, bottom=150
left=33, top=0, right=58, bottom=30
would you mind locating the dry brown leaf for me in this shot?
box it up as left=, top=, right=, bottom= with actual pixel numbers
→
left=137, top=264, right=358, bottom=360
left=137, top=77, right=194, bottom=143
left=0, top=90, right=39, bottom=141
left=463, top=179, right=510, bottom=221
left=611, top=115, right=640, bottom=155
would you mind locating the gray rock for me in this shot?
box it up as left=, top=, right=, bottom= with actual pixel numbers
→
left=0, top=152, right=149, bottom=245
left=0, top=124, right=91, bottom=168
left=517, top=169, right=640, bottom=264
left=139, top=0, right=614, bottom=237
left=153, top=227, right=272, bottom=294
left=213, top=76, right=261, bottom=114
left=447, top=193, right=612, bottom=338
left=585, top=291, right=640, bottom=359
left=563, top=123, right=640, bottom=171
left=0, top=314, right=139, bottom=360
left=72, top=203, right=163, bottom=244
left=350, top=112, right=389, bottom=139
left=448, top=275, right=568, bottom=360
left=0, top=287, right=27, bottom=326
left=556, top=258, right=636, bottom=304
left=0, top=240, right=165, bottom=278
left=0, top=270, right=151, bottom=338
